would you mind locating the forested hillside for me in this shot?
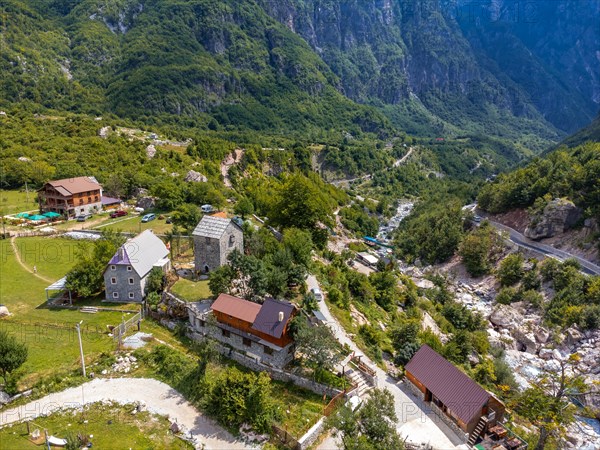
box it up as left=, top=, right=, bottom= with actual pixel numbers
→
left=2, top=0, right=598, bottom=149
left=479, top=141, right=600, bottom=220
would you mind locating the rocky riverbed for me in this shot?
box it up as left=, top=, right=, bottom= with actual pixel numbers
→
left=406, top=261, right=600, bottom=449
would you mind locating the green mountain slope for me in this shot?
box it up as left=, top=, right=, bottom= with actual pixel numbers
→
left=0, top=0, right=391, bottom=134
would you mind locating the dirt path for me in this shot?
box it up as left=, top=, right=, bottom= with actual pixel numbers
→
left=331, top=147, right=415, bottom=187
left=9, top=237, right=54, bottom=283
left=0, top=378, right=247, bottom=450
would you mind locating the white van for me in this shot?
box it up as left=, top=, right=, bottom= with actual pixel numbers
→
left=201, top=204, right=213, bottom=213
left=311, top=288, right=324, bottom=301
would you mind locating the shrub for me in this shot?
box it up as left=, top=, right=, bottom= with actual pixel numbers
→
left=498, top=254, right=524, bottom=286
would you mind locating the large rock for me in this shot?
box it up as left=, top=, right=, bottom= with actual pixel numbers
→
left=539, top=348, right=554, bottom=360
left=524, top=198, right=582, bottom=240
left=146, top=144, right=157, bottom=159
left=489, top=304, right=523, bottom=329
left=534, top=326, right=550, bottom=344
left=136, top=196, right=156, bottom=210
left=184, top=170, right=208, bottom=183
left=565, top=326, right=583, bottom=346
left=513, top=329, right=538, bottom=353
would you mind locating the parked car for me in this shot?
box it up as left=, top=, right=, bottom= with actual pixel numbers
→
left=133, top=207, right=145, bottom=213
left=311, top=288, right=324, bottom=301
left=201, top=204, right=213, bottom=213
left=141, top=213, right=156, bottom=223
left=76, top=214, right=92, bottom=222
left=473, top=215, right=482, bottom=223
left=110, top=210, right=128, bottom=218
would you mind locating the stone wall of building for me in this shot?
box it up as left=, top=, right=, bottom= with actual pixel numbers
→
left=190, top=318, right=294, bottom=368
left=218, top=223, right=243, bottom=266
left=104, top=264, right=144, bottom=302
left=189, top=330, right=342, bottom=398
left=193, top=222, right=243, bottom=273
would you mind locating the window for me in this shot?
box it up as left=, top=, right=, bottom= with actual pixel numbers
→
left=110, top=265, right=116, bottom=271
left=87, top=197, right=91, bottom=203
left=113, top=292, right=119, bottom=299
left=197, top=319, right=205, bottom=328
left=129, top=292, right=134, bottom=299
left=111, top=277, right=117, bottom=284
left=243, top=337, right=251, bottom=347
left=79, top=199, right=83, bottom=205
left=221, top=329, right=230, bottom=338
left=263, top=345, right=273, bottom=355
left=205, top=237, right=211, bottom=244
left=127, top=266, right=132, bottom=271
left=128, top=278, right=134, bottom=285
left=229, top=234, right=235, bottom=246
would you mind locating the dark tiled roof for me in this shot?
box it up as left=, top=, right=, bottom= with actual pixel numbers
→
left=251, top=298, right=296, bottom=339
left=405, top=345, right=491, bottom=424
left=211, top=294, right=261, bottom=323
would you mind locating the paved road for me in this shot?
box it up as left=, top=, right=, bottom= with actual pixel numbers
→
left=485, top=219, right=600, bottom=275
left=307, top=276, right=467, bottom=450
left=0, top=378, right=246, bottom=450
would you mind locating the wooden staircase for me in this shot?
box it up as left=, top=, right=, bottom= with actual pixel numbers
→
left=467, top=416, right=488, bottom=447
left=345, top=368, right=372, bottom=396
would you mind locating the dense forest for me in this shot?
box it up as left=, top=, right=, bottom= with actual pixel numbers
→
left=478, top=141, right=600, bottom=219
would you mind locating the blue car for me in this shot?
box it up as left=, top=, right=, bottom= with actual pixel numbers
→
left=141, top=213, right=156, bottom=223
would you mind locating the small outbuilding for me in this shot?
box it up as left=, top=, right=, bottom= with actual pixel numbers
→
left=405, top=345, right=505, bottom=443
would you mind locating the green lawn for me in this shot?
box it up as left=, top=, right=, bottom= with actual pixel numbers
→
left=0, top=401, right=192, bottom=449
left=0, top=237, right=140, bottom=387
left=95, top=214, right=174, bottom=234
left=170, top=278, right=212, bottom=301
left=0, top=189, right=38, bottom=215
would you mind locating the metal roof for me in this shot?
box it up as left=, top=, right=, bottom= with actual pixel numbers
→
left=44, top=176, right=101, bottom=195
left=192, top=216, right=233, bottom=239
left=46, top=277, right=68, bottom=291
left=108, top=230, right=169, bottom=278
left=101, top=195, right=122, bottom=205
left=251, top=298, right=296, bottom=339
left=211, top=294, right=261, bottom=323
left=405, top=345, right=492, bottom=425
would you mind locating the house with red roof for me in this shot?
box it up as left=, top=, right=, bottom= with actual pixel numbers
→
left=405, top=345, right=506, bottom=444
left=188, top=293, right=297, bottom=368
left=38, top=176, right=103, bottom=218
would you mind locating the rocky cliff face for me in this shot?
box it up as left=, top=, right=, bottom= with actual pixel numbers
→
left=524, top=198, right=582, bottom=240
left=260, top=0, right=599, bottom=134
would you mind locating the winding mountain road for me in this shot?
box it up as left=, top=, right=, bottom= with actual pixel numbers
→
left=485, top=219, right=600, bottom=275
left=330, top=147, right=415, bottom=187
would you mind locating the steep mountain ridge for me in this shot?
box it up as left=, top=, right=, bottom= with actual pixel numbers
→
left=1, top=0, right=598, bottom=145
left=259, top=0, right=598, bottom=137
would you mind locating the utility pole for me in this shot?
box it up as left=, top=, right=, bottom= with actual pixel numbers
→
left=75, top=320, right=86, bottom=378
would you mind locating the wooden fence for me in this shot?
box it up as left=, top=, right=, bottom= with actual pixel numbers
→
left=272, top=425, right=300, bottom=450
left=112, top=311, right=143, bottom=343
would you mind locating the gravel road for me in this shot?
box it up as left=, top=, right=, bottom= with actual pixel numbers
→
left=0, top=378, right=248, bottom=450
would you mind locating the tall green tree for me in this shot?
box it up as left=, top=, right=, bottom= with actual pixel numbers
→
left=327, top=388, right=404, bottom=450
left=515, top=354, right=598, bottom=450
left=0, top=330, right=28, bottom=385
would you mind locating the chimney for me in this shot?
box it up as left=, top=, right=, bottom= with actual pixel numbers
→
left=117, top=247, right=124, bottom=261
left=278, top=311, right=284, bottom=322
